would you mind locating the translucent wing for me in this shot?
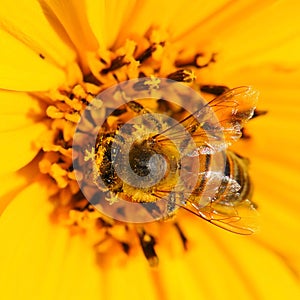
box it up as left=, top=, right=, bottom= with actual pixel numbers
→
left=154, top=86, right=258, bottom=154
left=188, top=198, right=258, bottom=235
left=204, top=86, right=258, bottom=144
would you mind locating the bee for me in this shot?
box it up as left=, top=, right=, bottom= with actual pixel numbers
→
left=91, top=85, right=259, bottom=234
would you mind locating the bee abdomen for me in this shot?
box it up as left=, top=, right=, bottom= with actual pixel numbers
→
left=218, top=151, right=252, bottom=203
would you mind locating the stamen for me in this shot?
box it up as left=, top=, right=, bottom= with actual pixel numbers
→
left=101, top=55, right=130, bottom=74
left=136, top=42, right=165, bottom=63
left=175, top=53, right=217, bottom=69
left=200, top=84, right=230, bottom=96
left=138, top=229, right=159, bottom=267
left=174, top=222, right=188, bottom=250
left=167, top=69, right=196, bottom=82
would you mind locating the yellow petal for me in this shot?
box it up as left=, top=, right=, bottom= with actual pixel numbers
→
left=0, top=90, right=45, bottom=132
left=85, top=0, right=107, bottom=48
left=210, top=228, right=300, bottom=299
left=0, top=28, right=66, bottom=91
left=228, top=68, right=300, bottom=171
left=224, top=63, right=300, bottom=92
left=42, top=0, right=99, bottom=66
left=104, top=0, right=136, bottom=48
left=0, top=158, right=40, bottom=214
left=168, top=0, right=231, bottom=39
left=178, top=0, right=298, bottom=60
left=0, top=122, right=47, bottom=175
left=251, top=160, right=300, bottom=267
left=174, top=212, right=300, bottom=299
left=0, top=0, right=77, bottom=69
left=0, top=182, right=102, bottom=300
left=113, top=0, right=183, bottom=48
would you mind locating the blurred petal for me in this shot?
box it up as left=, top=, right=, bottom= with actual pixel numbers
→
left=0, top=182, right=102, bottom=300
left=209, top=228, right=300, bottom=298
left=227, top=65, right=300, bottom=278
left=168, top=0, right=232, bottom=39
left=41, top=0, right=99, bottom=65
left=85, top=0, right=107, bottom=48
left=0, top=122, right=47, bottom=175
left=155, top=220, right=253, bottom=299
left=0, top=90, right=45, bottom=132
left=178, top=0, right=298, bottom=58
left=0, top=0, right=77, bottom=69
left=0, top=28, right=66, bottom=91
left=0, top=158, right=40, bottom=214
left=113, top=0, right=183, bottom=47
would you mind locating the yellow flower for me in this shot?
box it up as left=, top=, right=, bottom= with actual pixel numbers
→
left=0, top=1, right=300, bottom=299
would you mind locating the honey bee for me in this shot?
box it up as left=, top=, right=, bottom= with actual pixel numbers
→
left=87, top=85, right=258, bottom=234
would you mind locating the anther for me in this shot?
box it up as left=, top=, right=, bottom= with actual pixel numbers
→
left=200, top=85, right=230, bottom=96
left=167, top=69, right=196, bottom=83
left=101, top=55, right=130, bottom=74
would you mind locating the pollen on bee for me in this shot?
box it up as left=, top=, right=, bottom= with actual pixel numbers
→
left=143, top=76, right=161, bottom=91
left=84, top=147, right=96, bottom=162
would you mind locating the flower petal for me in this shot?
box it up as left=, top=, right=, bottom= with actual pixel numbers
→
left=178, top=1, right=300, bottom=69
left=168, top=0, right=231, bottom=39
left=228, top=67, right=300, bottom=171
left=210, top=228, right=300, bottom=299
left=113, top=0, right=183, bottom=47
left=0, top=158, right=40, bottom=214
left=0, top=122, right=47, bottom=175
left=0, top=90, right=45, bottom=132
left=41, top=0, right=99, bottom=65
left=0, top=182, right=103, bottom=300
left=0, top=0, right=77, bottom=69
left=172, top=212, right=300, bottom=299
left=0, top=28, right=66, bottom=91
left=85, top=0, right=107, bottom=48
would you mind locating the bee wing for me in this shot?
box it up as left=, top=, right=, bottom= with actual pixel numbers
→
left=154, top=86, right=258, bottom=155
left=203, top=86, right=258, bottom=144
left=190, top=199, right=258, bottom=235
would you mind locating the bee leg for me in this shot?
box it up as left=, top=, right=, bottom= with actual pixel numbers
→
left=174, top=222, right=188, bottom=250
left=137, top=228, right=159, bottom=267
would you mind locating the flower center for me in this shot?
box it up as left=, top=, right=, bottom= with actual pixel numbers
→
left=37, top=29, right=227, bottom=266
